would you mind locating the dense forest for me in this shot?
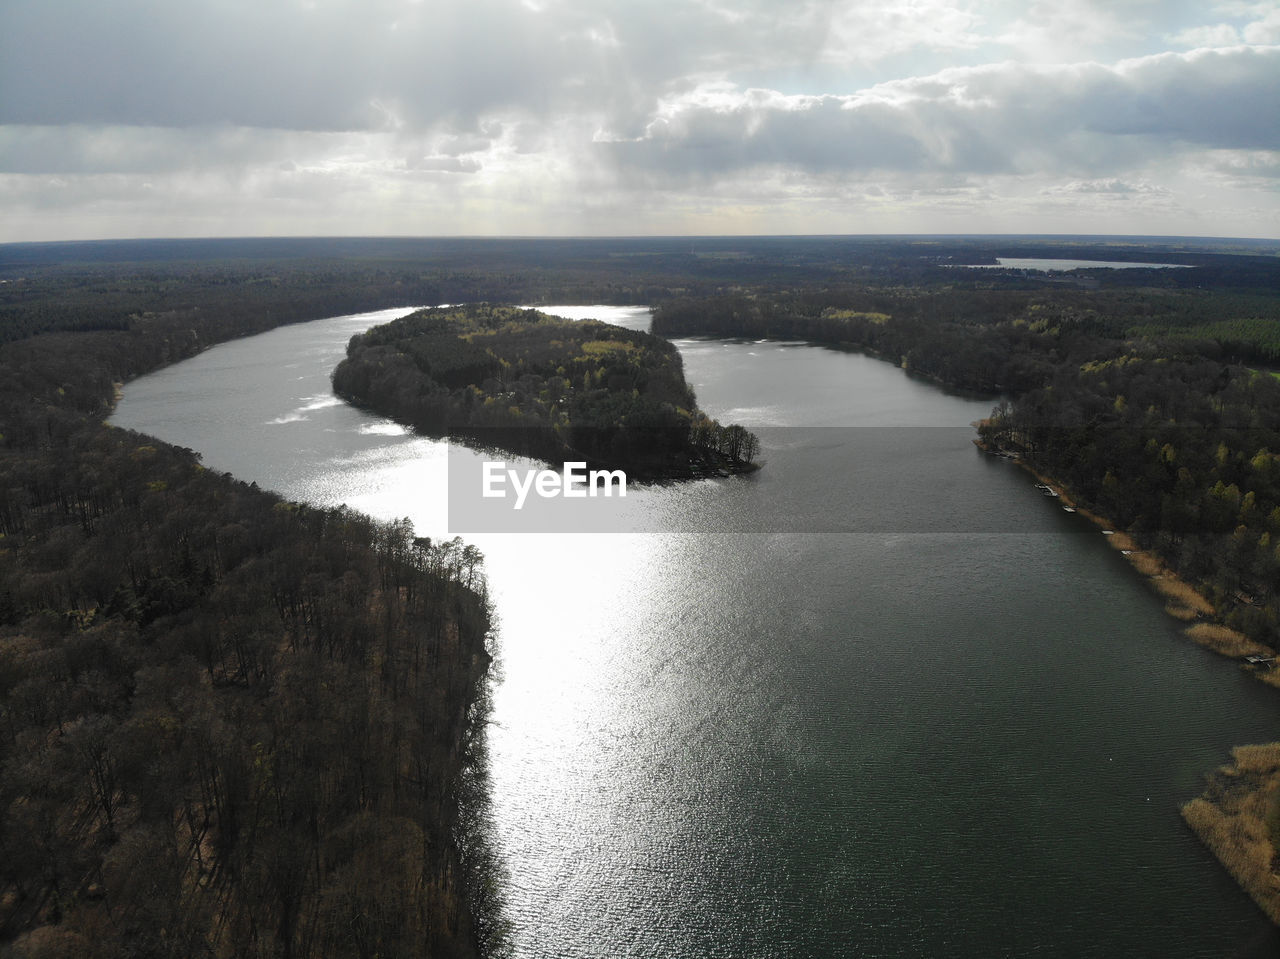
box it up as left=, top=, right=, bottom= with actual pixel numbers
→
left=651, top=279, right=1280, bottom=647
left=2, top=235, right=1279, bottom=955
left=5, top=235, right=1275, bottom=348
left=0, top=438, right=493, bottom=958
left=0, top=265, right=499, bottom=957
left=332, top=305, right=759, bottom=478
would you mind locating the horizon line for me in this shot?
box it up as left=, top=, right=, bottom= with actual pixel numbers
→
left=3, top=231, right=1279, bottom=248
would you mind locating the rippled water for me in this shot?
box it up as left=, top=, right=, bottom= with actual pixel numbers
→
left=113, top=305, right=1279, bottom=957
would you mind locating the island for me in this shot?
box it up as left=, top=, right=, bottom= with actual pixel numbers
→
left=331, top=304, right=760, bottom=480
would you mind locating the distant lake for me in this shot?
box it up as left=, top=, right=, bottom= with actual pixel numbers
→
left=962, top=257, right=1192, bottom=271
left=113, top=305, right=1278, bottom=958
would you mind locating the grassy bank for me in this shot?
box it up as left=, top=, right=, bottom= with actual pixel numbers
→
left=1182, top=745, right=1280, bottom=925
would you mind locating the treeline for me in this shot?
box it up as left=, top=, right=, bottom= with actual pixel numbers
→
left=652, top=288, right=1280, bottom=645
left=0, top=291, right=497, bottom=956
left=0, top=256, right=665, bottom=350
left=1128, top=315, right=1280, bottom=365
left=652, top=292, right=1079, bottom=393
left=652, top=285, right=1280, bottom=388
left=0, top=264, right=436, bottom=347
left=333, top=305, right=759, bottom=478
left=9, top=236, right=1273, bottom=349
left=980, top=359, right=1280, bottom=642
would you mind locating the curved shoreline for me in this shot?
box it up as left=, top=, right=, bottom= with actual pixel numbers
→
left=112, top=312, right=1280, bottom=942
left=977, top=439, right=1280, bottom=926
left=332, top=304, right=762, bottom=482
left=652, top=319, right=1280, bottom=926
left=979, top=440, right=1277, bottom=674
left=2, top=306, right=495, bottom=956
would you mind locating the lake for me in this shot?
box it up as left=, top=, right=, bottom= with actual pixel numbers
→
left=961, top=258, right=1191, bottom=271
left=112, top=305, right=1278, bottom=957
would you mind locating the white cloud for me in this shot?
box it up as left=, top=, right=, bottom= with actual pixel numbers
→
left=1243, top=6, right=1280, bottom=40
left=0, top=1, right=1277, bottom=239
left=1198, top=148, right=1280, bottom=183
left=1167, top=0, right=1280, bottom=47
left=817, top=0, right=987, bottom=62
left=406, top=156, right=483, bottom=174
left=1041, top=178, right=1174, bottom=195
left=994, top=0, right=1149, bottom=63
left=1169, top=24, right=1243, bottom=46
left=601, top=47, right=1280, bottom=180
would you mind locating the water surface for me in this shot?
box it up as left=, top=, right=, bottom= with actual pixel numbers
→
left=112, top=305, right=1278, bottom=957
left=962, top=257, right=1191, bottom=271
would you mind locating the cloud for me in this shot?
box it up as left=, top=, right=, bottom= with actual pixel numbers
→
left=1168, top=0, right=1280, bottom=47
left=0, top=125, right=360, bottom=175
left=406, top=155, right=483, bottom=173
left=1243, top=6, right=1280, bottom=41
left=598, top=46, right=1280, bottom=181
left=1, top=0, right=1170, bottom=137
left=814, top=0, right=987, bottom=62
left=0, top=0, right=822, bottom=133
left=1041, top=178, right=1173, bottom=195
left=0, top=0, right=592, bottom=132
left=1200, top=148, right=1280, bottom=182
left=0, top=1, right=1277, bottom=240
left=1169, top=24, right=1243, bottom=46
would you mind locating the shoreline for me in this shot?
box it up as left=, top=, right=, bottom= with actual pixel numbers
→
left=12, top=314, right=496, bottom=956
left=1182, top=746, right=1280, bottom=926
left=975, top=438, right=1278, bottom=676
left=663, top=324, right=1280, bottom=927
left=978, top=438, right=1280, bottom=925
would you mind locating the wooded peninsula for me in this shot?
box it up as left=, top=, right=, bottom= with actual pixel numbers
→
left=332, top=304, right=759, bottom=479
left=2, top=234, right=1279, bottom=954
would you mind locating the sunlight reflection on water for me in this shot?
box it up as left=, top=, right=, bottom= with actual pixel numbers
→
left=111, top=304, right=1280, bottom=959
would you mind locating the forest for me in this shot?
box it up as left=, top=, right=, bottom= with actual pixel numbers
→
left=0, top=261, right=500, bottom=958
left=651, top=277, right=1280, bottom=648
left=1, top=234, right=1279, bottom=956
left=332, top=304, right=759, bottom=478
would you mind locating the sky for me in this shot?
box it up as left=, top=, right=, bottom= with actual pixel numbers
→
left=1, top=0, right=1277, bottom=241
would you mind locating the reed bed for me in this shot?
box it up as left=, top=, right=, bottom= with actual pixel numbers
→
left=1153, top=578, right=1216, bottom=617
left=1105, top=530, right=1139, bottom=552
left=1183, top=744, right=1280, bottom=925
left=1185, top=622, right=1271, bottom=658
left=1127, top=551, right=1164, bottom=577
